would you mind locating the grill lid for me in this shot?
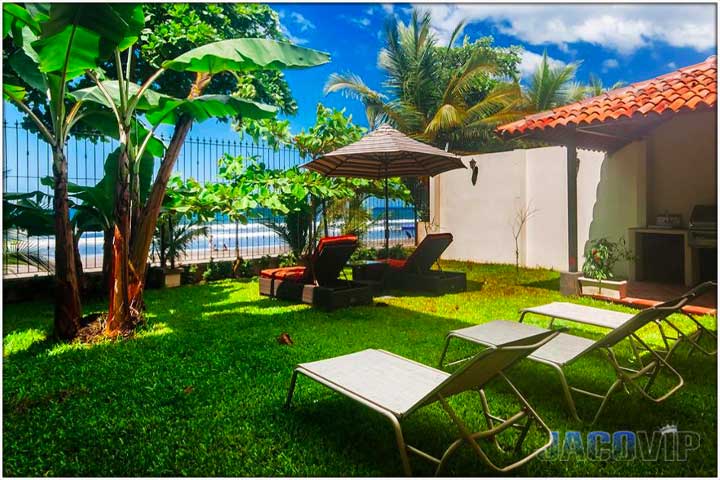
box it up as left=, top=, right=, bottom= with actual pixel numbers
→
left=690, top=205, right=717, bottom=230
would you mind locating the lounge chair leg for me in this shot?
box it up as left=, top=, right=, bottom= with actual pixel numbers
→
left=477, top=388, right=503, bottom=452
left=549, top=364, right=582, bottom=423
left=386, top=415, right=412, bottom=476
left=591, top=379, right=622, bottom=425
left=438, top=335, right=454, bottom=368
left=285, top=370, right=299, bottom=408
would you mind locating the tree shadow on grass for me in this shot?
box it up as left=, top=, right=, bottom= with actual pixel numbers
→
left=520, top=277, right=561, bottom=292
left=3, top=280, right=717, bottom=477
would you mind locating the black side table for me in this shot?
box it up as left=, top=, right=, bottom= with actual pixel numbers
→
left=350, top=260, right=388, bottom=293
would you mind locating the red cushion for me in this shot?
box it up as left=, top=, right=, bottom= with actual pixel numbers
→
left=260, top=267, right=307, bottom=282
left=315, top=235, right=358, bottom=255
left=381, top=258, right=407, bottom=270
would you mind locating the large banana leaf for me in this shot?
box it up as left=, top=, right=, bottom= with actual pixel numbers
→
left=77, top=110, right=167, bottom=158
left=145, top=95, right=277, bottom=125
left=8, top=47, right=45, bottom=92
left=3, top=192, right=54, bottom=236
left=71, top=81, right=177, bottom=112
left=3, top=3, right=41, bottom=39
left=31, top=4, right=144, bottom=78
left=162, top=38, right=330, bottom=74
left=3, top=82, right=26, bottom=102
left=73, top=82, right=278, bottom=126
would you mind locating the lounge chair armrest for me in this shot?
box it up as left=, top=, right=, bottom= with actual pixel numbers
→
left=499, top=329, right=564, bottom=352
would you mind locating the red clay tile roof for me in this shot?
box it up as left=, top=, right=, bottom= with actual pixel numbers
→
left=497, top=56, right=717, bottom=138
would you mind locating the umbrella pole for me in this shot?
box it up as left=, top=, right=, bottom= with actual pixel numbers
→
left=384, top=169, right=389, bottom=255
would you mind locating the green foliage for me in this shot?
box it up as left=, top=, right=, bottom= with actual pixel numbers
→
left=137, top=3, right=298, bottom=113
left=3, top=3, right=145, bottom=145
left=524, top=50, right=581, bottom=111
left=181, top=264, right=200, bottom=285
left=349, top=246, right=379, bottom=262
left=278, top=252, right=298, bottom=268
left=162, top=38, right=330, bottom=75
left=202, top=259, right=234, bottom=282
left=324, top=8, right=524, bottom=153
left=293, top=103, right=366, bottom=159
left=237, top=118, right=292, bottom=150
left=3, top=262, right=715, bottom=476
left=3, top=191, right=54, bottom=236
left=582, top=237, right=635, bottom=281
left=31, top=4, right=144, bottom=77
left=376, top=243, right=412, bottom=260
left=2, top=230, right=52, bottom=271
left=152, top=215, right=209, bottom=270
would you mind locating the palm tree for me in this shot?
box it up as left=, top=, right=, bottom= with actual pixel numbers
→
left=324, top=9, right=522, bottom=151
left=586, top=74, right=625, bottom=97
left=524, top=51, right=582, bottom=111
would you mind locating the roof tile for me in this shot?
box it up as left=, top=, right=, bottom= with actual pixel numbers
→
left=498, top=56, right=717, bottom=137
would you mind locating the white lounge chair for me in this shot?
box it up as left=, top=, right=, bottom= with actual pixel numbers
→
left=438, top=298, right=685, bottom=424
left=285, top=330, right=560, bottom=476
left=519, top=280, right=717, bottom=359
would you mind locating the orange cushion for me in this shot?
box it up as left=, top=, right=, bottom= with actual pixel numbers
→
left=315, top=235, right=358, bottom=254
left=381, top=258, right=407, bottom=270
left=260, top=267, right=307, bottom=282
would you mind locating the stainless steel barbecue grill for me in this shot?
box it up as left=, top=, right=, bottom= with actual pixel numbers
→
left=689, top=205, right=717, bottom=248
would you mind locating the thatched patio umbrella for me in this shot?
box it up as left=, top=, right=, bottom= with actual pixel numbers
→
left=302, top=124, right=465, bottom=252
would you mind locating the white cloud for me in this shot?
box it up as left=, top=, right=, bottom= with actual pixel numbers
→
left=382, top=4, right=394, bottom=15
left=667, top=61, right=678, bottom=69
left=280, top=24, right=308, bottom=45
left=348, top=17, right=371, bottom=28
left=601, top=58, right=619, bottom=72
left=413, top=4, right=716, bottom=55
left=518, top=49, right=566, bottom=78
left=290, top=12, right=315, bottom=32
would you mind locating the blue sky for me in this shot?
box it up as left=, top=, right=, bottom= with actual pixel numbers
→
left=4, top=2, right=717, bottom=142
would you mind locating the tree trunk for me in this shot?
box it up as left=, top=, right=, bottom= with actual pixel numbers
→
left=129, top=114, right=193, bottom=300
left=106, top=145, right=132, bottom=336
left=128, top=73, right=211, bottom=312
left=51, top=146, right=82, bottom=340
left=73, top=231, right=86, bottom=294
left=102, top=228, right=113, bottom=291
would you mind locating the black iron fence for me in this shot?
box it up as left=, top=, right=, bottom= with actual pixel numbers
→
left=3, top=120, right=421, bottom=277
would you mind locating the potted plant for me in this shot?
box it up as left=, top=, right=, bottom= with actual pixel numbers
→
left=579, top=237, right=635, bottom=299
left=151, top=213, right=208, bottom=288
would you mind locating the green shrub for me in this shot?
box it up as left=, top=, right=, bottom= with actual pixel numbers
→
left=350, top=246, right=378, bottom=262
left=202, top=260, right=235, bottom=281
left=582, top=237, right=634, bottom=281
left=278, top=252, right=298, bottom=267
left=377, top=244, right=412, bottom=260
left=181, top=265, right=199, bottom=285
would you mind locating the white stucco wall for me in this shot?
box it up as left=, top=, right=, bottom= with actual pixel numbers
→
left=433, top=145, right=640, bottom=273
left=434, top=146, right=604, bottom=271
left=646, top=111, right=717, bottom=224
left=524, top=147, right=606, bottom=270
left=433, top=109, right=715, bottom=274
left=436, top=149, right=527, bottom=264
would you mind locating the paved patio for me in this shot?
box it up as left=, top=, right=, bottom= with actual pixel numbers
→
left=592, top=280, right=717, bottom=316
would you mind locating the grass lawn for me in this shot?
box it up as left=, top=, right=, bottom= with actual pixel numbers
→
left=3, top=262, right=717, bottom=476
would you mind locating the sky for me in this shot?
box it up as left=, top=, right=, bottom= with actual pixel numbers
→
left=3, top=2, right=718, bottom=142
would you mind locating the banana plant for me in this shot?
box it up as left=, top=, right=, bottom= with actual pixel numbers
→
left=72, top=35, right=330, bottom=333
left=2, top=3, right=144, bottom=340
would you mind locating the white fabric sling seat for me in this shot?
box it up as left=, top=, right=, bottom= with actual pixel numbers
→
left=439, top=299, right=686, bottom=424
left=520, top=281, right=717, bottom=359
left=286, top=330, right=560, bottom=476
